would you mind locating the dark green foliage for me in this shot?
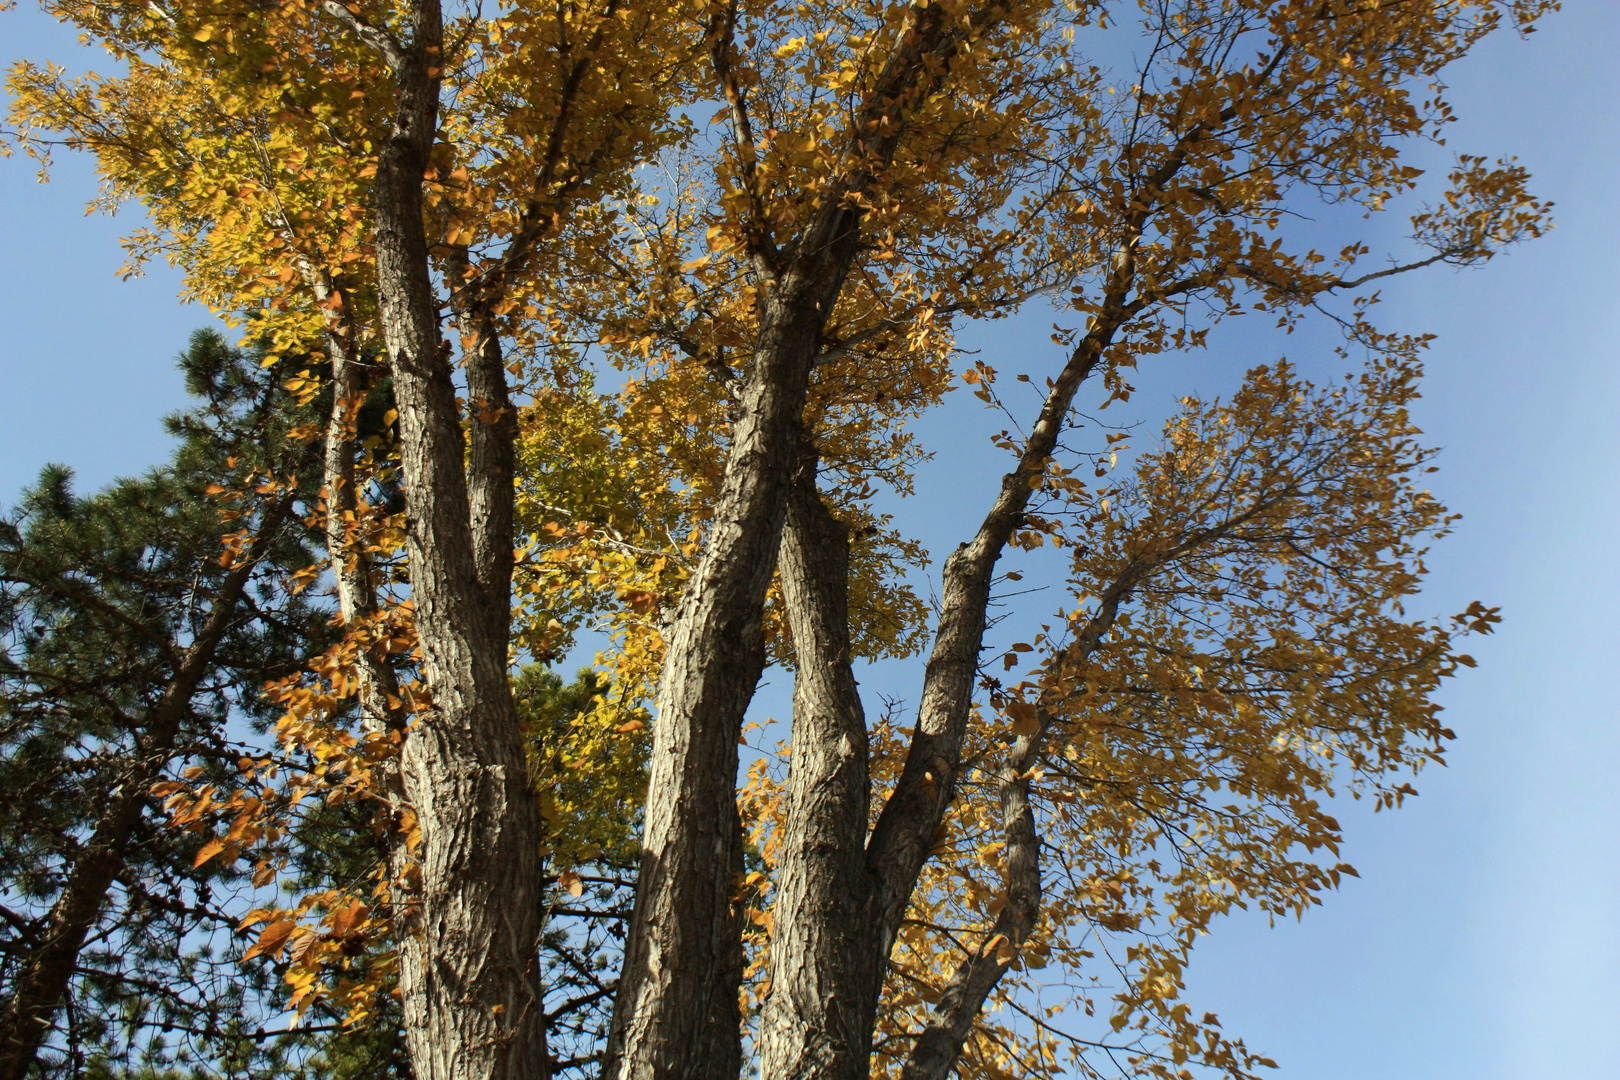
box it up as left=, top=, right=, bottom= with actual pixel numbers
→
left=0, top=330, right=327, bottom=1078
left=512, top=666, right=637, bottom=1076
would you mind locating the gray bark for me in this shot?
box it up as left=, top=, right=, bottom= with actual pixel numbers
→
left=756, top=458, right=879, bottom=1080
left=356, top=3, right=548, bottom=1078
left=460, top=310, right=518, bottom=615
left=751, top=257, right=1140, bottom=1080
left=606, top=7, right=999, bottom=1077
left=602, top=265, right=835, bottom=1080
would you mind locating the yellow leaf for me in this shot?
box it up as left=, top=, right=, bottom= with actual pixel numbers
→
left=193, top=837, right=226, bottom=867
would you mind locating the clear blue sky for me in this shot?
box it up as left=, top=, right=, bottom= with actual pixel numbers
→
left=3, top=4, right=1615, bottom=1079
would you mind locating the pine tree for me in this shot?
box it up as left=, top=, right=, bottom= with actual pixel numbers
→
left=0, top=330, right=324, bottom=1079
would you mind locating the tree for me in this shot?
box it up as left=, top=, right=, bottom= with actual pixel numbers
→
left=5, top=0, right=1551, bottom=1078
left=10, top=1, right=691, bottom=1073
left=0, top=331, right=325, bottom=1078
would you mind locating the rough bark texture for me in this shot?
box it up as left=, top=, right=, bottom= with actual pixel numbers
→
left=362, top=5, right=547, bottom=1079
left=460, top=313, right=518, bottom=615
left=603, top=271, right=832, bottom=1080
left=756, top=461, right=877, bottom=1080
left=606, top=8, right=994, bottom=1077
left=750, top=266, right=1123, bottom=1080
left=0, top=503, right=290, bottom=1080
left=752, top=301, right=1119, bottom=1078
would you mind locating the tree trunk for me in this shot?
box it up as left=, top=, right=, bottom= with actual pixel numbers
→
left=755, top=274, right=1134, bottom=1080
left=603, top=279, right=831, bottom=1080
left=460, top=312, right=517, bottom=613
left=606, top=7, right=997, bottom=1073
left=366, top=7, right=547, bottom=1079
left=756, top=458, right=879, bottom=1080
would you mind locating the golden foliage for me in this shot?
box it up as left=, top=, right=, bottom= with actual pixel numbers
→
left=7, top=0, right=1553, bottom=1074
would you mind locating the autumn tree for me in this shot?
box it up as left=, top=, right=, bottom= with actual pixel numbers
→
left=9, top=0, right=697, bottom=1075
left=562, top=3, right=1548, bottom=1079
left=4, top=0, right=1552, bottom=1079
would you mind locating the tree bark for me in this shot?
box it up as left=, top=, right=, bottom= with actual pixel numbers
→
left=754, top=303, right=1119, bottom=1079
left=363, top=5, right=547, bottom=1079
left=460, top=310, right=518, bottom=615
left=603, top=269, right=832, bottom=1080
left=751, top=305, right=1115, bottom=1078
left=0, top=501, right=292, bottom=1080
left=606, top=8, right=999, bottom=1076
left=744, top=264, right=1127, bottom=1079
left=756, top=457, right=878, bottom=1080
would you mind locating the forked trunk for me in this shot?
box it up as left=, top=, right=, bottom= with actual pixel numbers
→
left=606, top=6, right=994, bottom=1072
left=604, top=283, right=834, bottom=1080
left=762, top=279, right=1133, bottom=1080
left=367, top=7, right=547, bottom=1078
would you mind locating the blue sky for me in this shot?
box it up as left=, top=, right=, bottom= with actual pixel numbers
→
left=3, top=3, right=1615, bottom=1078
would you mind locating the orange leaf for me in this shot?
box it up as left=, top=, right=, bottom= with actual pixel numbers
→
left=1005, top=700, right=1040, bottom=736
left=329, top=900, right=370, bottom=939
left=243, top=918, right=297, bottom=962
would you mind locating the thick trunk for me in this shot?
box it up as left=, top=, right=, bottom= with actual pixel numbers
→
left=604, top=279, right=832, bottom=1080
left=0, top=503, right=289, bottom=1080
left=367, top=8, right=547, bottom=1079
left=756, top=460, right=878, bottom=1080
left=607, top=8, right=996, bottom=1075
